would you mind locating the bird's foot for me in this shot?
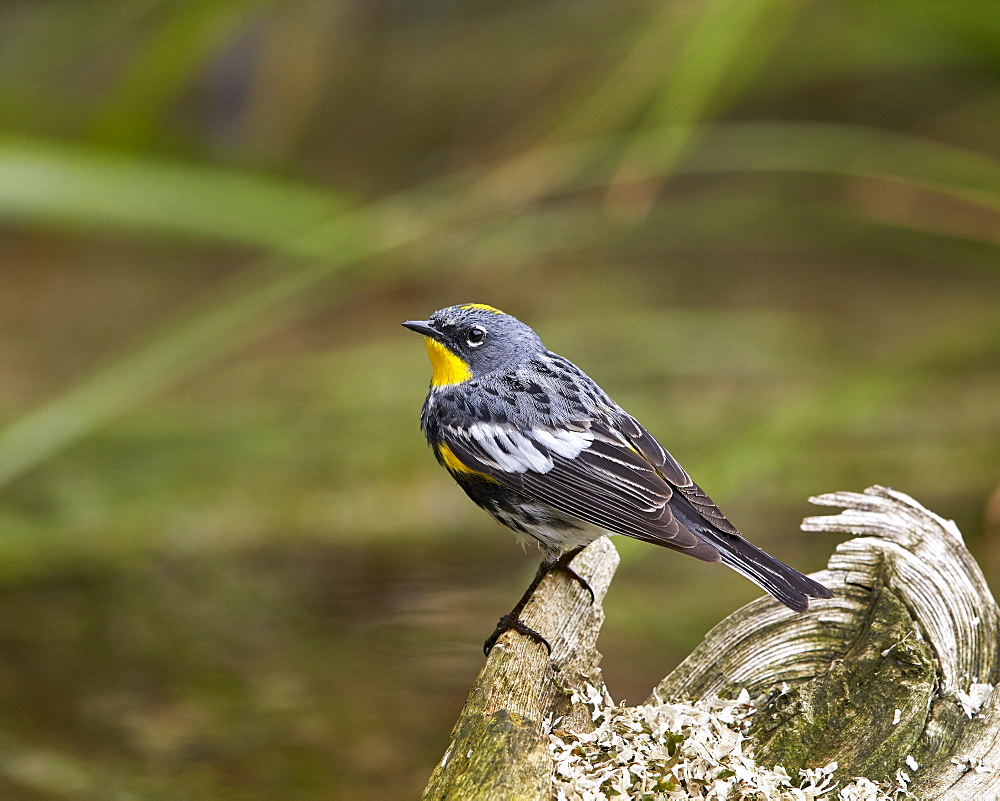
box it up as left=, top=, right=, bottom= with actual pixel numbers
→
left=483, top=613, right=551, bottom=655
left=482, top=548, right=594, bottom=656
left=552, top=549, right=595, bottom=604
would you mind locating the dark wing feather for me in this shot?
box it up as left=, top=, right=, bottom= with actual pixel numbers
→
left=617, top=414, right=739, bottom=534
left=440, top=419, right=721, bottom=562
left=618, top=414, right=833, bottom=609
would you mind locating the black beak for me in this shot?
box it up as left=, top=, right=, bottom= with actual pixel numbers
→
left=401, top=319, right=438, bottom=339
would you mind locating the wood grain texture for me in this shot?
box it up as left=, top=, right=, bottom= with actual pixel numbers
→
left=653, top=486, right=1000, bottom=796
left=421, top=537, right=620, bottom=801
left=423, top=487, right=1000, bottom=799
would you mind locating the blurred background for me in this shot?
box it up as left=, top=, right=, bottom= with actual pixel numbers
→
left=0, top=0, right=998, bottom=797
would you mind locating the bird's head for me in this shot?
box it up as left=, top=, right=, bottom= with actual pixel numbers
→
left=402, top=303, right=544, bottom=386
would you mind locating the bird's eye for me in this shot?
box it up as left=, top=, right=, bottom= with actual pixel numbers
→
left=466, top=326, right=486, bottom=347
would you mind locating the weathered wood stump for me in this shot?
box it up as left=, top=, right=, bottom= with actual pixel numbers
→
left=422, top=486, right=999, bottom=799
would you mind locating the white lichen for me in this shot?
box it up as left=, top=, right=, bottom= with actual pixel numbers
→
left=549, top=682, right=910, bottom=800
left=955, top=683, right=993, bottom=719
left=951, top=754, right=994, bottom=775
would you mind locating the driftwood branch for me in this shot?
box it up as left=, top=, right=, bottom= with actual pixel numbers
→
left=422, top=538, right=620, bottom=801
left=423, top=486, right=1000, bottom=799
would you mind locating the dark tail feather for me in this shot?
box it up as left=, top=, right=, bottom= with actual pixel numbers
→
left=669, top=495, right=832, bottom=612
left=714, top=534, right=832, bottom=612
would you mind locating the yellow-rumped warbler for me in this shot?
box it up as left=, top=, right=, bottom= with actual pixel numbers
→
left=403, top=304, right=831, bottom=653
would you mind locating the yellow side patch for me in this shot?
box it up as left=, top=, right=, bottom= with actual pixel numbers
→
left=437, top=443, right=499, bottom=483
left=460, top=303, right=504, bottom=314
left=425, top=337, right=472, bottom=386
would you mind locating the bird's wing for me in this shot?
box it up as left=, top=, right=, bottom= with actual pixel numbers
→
left=614, top=414, right=742, bottom=536
left=439, top=417, right=721, bottom=561
left=614, top=415, right=833, bottom=610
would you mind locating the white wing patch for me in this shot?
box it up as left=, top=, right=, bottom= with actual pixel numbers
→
left=457, top=422, right=594, bottom=474
left=529, top=427, right=595, bottom=460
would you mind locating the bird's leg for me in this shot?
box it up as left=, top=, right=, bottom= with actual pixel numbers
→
left=483, top=546, right=593, bottom=655
left=553, top=546, right=595, bottom=603
left=483, top=560, right=552, bottom=656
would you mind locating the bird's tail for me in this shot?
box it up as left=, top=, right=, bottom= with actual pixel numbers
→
left=714, top=534, right=832, bottom=612
left=669, top=494, right=832, bottom=612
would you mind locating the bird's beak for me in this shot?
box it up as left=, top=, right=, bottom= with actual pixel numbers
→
left=402, top=319, right=438, bottom=339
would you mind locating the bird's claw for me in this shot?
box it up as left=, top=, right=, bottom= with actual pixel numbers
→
left=483, top=613, right=552, bottom=656
left=557, top=562, right=595, bottom=604
left=552, top=550, right=595, bottom=604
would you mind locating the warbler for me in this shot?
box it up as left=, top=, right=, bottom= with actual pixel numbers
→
left=403, top=303, right=831, bottom=654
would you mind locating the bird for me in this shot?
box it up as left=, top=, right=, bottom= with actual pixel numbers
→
left=403, top=303, right=832, bottom=654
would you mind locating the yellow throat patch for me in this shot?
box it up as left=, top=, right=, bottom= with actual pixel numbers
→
left=425, top=337, right=472, bottom=386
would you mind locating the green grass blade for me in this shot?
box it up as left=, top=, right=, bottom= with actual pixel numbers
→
left=0, top=136, right=349, bottom=245
left=671, top=121, right=1000, bottom=211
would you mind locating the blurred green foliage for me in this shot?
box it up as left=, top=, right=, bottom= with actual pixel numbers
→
left=0, top=0, right=998, bottom=798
